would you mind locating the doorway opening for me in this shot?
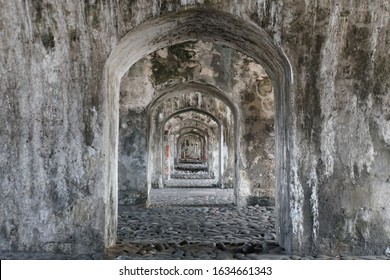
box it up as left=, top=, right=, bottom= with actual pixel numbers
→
left=103, top=7, right=294, bottom=256
left=144, top=84, right=238, bottom=207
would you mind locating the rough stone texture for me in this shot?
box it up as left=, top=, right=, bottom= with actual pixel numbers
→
left=0, top=0, right=389, bottom=256
left=279, top=1, right=390, bottom=256
left=1, top=196, right=388, bottom=260
left=0, top=0, right=118, bottom=254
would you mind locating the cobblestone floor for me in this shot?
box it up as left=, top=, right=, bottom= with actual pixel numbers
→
left=1, top=189, right=389, bottom=260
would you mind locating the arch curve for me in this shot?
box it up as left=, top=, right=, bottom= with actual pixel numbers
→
left=103, top=7, right=294, bottom=253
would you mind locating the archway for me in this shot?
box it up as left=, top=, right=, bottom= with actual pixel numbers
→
left=176, top=132, right=206, bottom=164
left=169, top=122, right=215, bottom=185
left=157, top=108, right=223, bottom=190
left=146, top=82, right=238, bottom=196
left=103, top=7, right=293, bottom=252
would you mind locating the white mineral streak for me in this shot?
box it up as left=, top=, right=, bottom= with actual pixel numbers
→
left=308, top=163, right=319, bottom=245
left=319, top=4, right=343, bottom=177
left=290, top=148, right=304, bottom=248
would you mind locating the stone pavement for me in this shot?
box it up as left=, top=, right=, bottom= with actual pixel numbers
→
left=111, top=204, right=285, bottom=260
left=163, top=179, right=220, bottom=188
left=1, top=189, right=389, bottom=260
left=149, top=188, right=234, bottom=206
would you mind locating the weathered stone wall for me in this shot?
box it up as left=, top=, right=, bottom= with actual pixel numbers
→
left=1, top=0, right=389, bottom=255
left=0, top=0, right=118, bottom=253
left=278, top=1, right=390, bottom=255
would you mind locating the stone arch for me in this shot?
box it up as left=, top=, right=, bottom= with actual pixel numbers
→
left=146, top=81, right=238, bottom=195
left=176, top=126, right=209, bottom=138
left=146, top=82, right=239, bottom=118
left=169, top=122, right=214, bottom=172
left=176, top=132, right=206, bottom=162
left=176, top=128, right=209, bottom=163
left=103, top=7, right=294, bottom=252
left=159, top=108, right=223, bottom=188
